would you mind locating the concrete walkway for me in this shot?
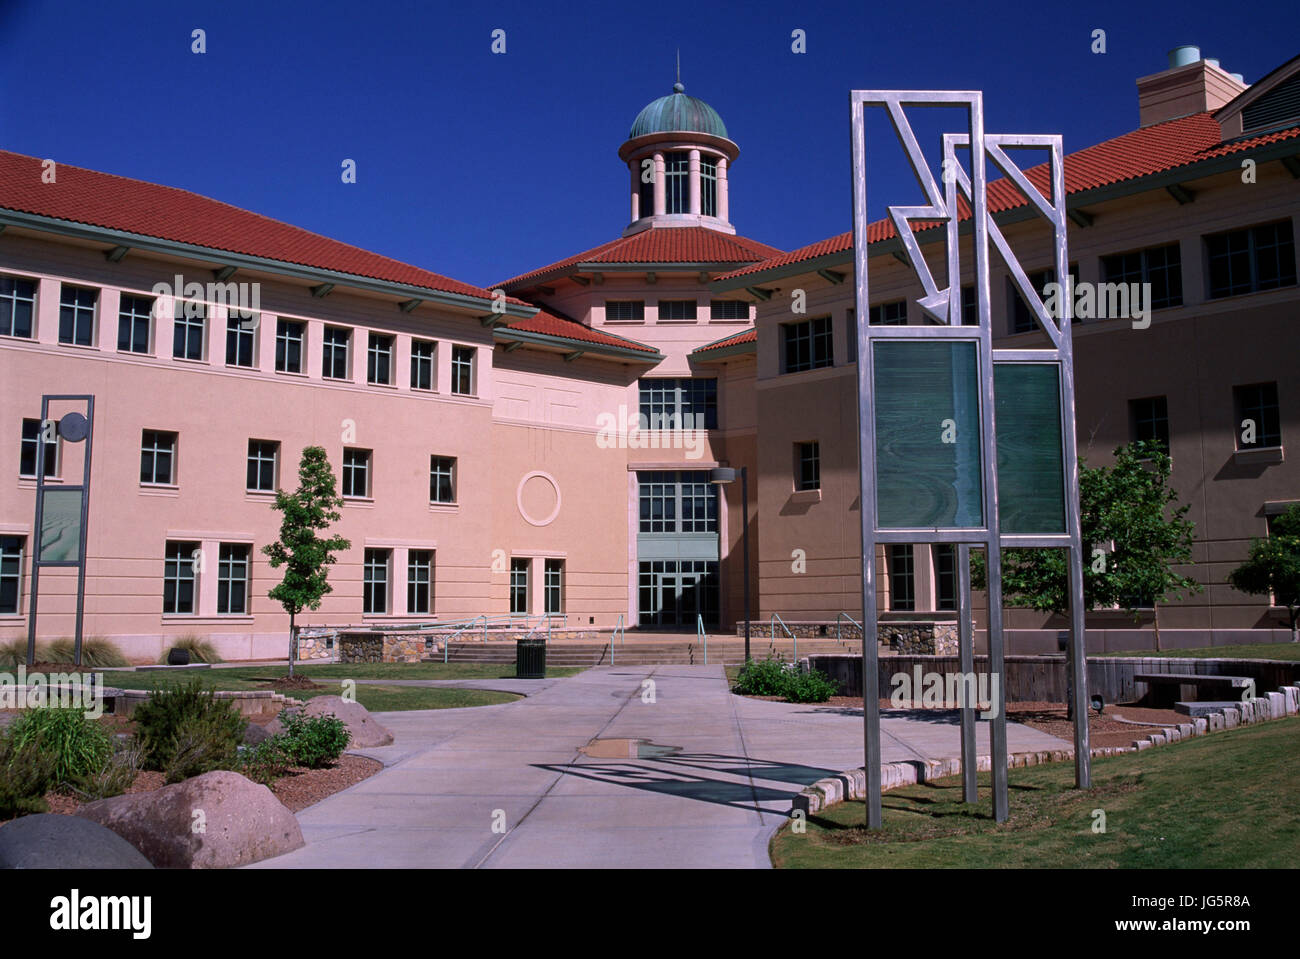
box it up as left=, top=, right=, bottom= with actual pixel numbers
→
left=253, top=665, right=1067, bottom=869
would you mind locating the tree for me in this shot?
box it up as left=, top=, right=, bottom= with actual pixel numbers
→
left=263, top=446, right=351, bottom=677
left=974, top=441, right=1201, bottom=631
left=1228, top=504, right=1300, bottom=643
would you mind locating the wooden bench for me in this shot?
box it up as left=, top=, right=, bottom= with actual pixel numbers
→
left=1134, top=672, right=1254, bottom=708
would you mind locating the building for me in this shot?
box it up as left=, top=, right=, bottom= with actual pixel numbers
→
left=1, top=48, right=1297, bottom=661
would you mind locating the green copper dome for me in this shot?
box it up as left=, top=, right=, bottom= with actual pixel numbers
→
left=629, top=83, right=729, bottom=140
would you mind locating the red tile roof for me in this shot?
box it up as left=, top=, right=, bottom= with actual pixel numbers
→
left=498, top=227, right=783, bottom=289
left=691, top=327, right=755, bottom=354
left=0, top=150, right=522, bottom=305
left=718, top=113, right=1300, bottom=281
left=503, top=305, right=659, bottom=355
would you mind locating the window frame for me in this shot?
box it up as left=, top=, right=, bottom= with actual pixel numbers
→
left=605, top=300, right=646, bottom=322
left=163, top=540, right=200, bottom=615
left=367, top=331, right=394, bottom=386
left=275, top=319, right=305, bottom=374
left=781, top=316, right=834, bottom=374
left=544, top=558, right=564, bottom=615
left=1233, top=382, right=1283, bottom=449
left=117, top=294, right=154, bottom=354
left=407, top=549, right=434, bottom=615
left=172, top=302, right=207, bottom=361
left=140, top=430, right=178, bottom=486
left=1206, top=220, right=1297, bottom=299
left=450, top=345, right=475, bottom=396
left=0, top=274, right=36, bottom=339
left=20, top=419, right=59, bottom=479
left=430, top=456, right=456, bottom=504
left=225, top=310, right=257, bottom=368
left=216, top=543, right=251, bottom=615
left=657, top=299, right=698, bottom=322
left=58, top=284, right=97, bottom=347
left=795, top=441, right=820, bottom=492
left=322, top=326, right=351, bottom=380
left=341, top=448, right=372, bottom=499
left=246, top=439, right=280, bottom=493
left=510, top=558, right=530, bottom=615
left=411, top=338, right=435, bottom=391
left=363, top=548, right=391, bottom=615
left=0, top=536, right=24, bottom=615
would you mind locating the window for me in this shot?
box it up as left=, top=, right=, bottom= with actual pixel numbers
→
left=323, top=326, right=350, bottom=379
left=638, top=166, right=655, bottom=220
left=664, top=151, right=689, bottom=214
left=363, top=549, right=390, bottom=614
left=710, top=299, right=748, bottom=320
left=961, top=284, right=978, bottom=325
left=847, top=309, right=857, bottom=363
left=172, top=303, right=206, bottom=360
left=782, top=316, right=833, bottom=373
left=140, top=430, right=177, bottom=485
left=408, top=550, right=434, bottom=615
left=700, top=156, right=718, bottom=217
left=889, top=545, right=915, bottom=611
left=246, top=440, right=279, bottom=492
left=451, top=345, right=475, bottom=395
left=0, top=275, right=35, bottom=338
left=658, top=299, right=697, bottom=321
left=226, top=311, right=256, bottom=367
left=367, top=332, right=393, bottom=385
left=1102, top=243, right=1183, bottom=309
left=638, top=471, right=717, bottom=533
left=1234, top=382, right=1282, bottom=449
left=59, top=285, right=97, bottom=346
left=275, top=319, right=304, bottom=374
left=0, top=536, right=23, bottom=614
left=430, top=456, right=456, bottom=504
left=1207, top=220, right=1296, bottom=298
left=934, top=544, right=957, bottom=612
left=20, top=419, right=58, bottom=478
left=795, top=441, right=820, bottom=491
left=605, top=300, right=645, bottom=322
left=868, top=300, right=907, bottom=325
left=342, top=449, right=371, bottom=498
left=411, top=339, right=435, bottom=390
left=510, top=558, right=530, bottom=614
left=639, top=378, right=717, bottom=430
left=217, top=544, right=250, bottom=615
left=1129, top=396, right=1170, bottom=451
left=163, top=541, right=199, bottom=614
left=117, top=294, right=154, bottom=353
left=1008, top=271, right=1055, bottom=334
left=544, top=559, right=564, bottom=614
left=637, top=559, right=720, bottom=627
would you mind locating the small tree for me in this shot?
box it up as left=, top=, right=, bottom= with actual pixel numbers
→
left=975, top=441, right=1201, bottom=634
left=263, top=446, right=351, bottom=677
left=1228, top=504, right=1300, bottom=643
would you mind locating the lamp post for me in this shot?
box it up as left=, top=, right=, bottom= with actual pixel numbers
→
left=709, top=466, right=750, bottom=662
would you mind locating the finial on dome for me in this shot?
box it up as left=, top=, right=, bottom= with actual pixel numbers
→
left=673, top=81, right=685, bottom=94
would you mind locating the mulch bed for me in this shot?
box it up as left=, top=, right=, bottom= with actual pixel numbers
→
left=260, top=675, right=325, bottom=691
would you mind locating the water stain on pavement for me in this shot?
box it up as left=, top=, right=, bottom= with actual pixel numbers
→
left=579, top=738, right=682, bottom=759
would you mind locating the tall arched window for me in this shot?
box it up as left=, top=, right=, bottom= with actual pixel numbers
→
left=664, top=152, right=689, bottom=214
left=700, top=156, right=718, bottom=217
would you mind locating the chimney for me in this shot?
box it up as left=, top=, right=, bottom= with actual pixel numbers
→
left=1136, top=45, right=1249, bottom=127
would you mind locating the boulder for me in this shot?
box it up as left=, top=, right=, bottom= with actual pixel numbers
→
left=75, top=770, right=303, bottom=868
left=0, top=813, right=154, bottom=869
left=242, top=722, right=272, bottom=745
left=268, top=695, right=393, bottom=748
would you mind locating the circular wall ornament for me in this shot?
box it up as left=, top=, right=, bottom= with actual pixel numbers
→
left=517, top=471, right=561, bottom=527
left=57, top=412, right=89, bottom=443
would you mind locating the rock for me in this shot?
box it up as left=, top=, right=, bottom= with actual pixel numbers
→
left=267, top=695, right=393, bottom=748
left=75, top=770, right=303, bottom=868
left=0, top=813, right=154, bottom=869
left=243, top=722, right=272, bottom=745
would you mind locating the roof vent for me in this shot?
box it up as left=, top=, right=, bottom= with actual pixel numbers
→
left=1138, top=46, right=1247, bottom=127
left=1168, top=45, right=1201, bottom=68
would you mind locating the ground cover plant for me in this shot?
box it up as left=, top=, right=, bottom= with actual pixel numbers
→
left=734, top=656, right=838, bottom=703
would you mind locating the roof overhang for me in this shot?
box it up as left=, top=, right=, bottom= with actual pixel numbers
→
left=618, top=131, right=739, bottom=163
left=492, top=326, right=663, bottom=363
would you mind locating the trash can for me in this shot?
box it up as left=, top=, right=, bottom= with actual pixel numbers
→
left=166, top=647, right=191, bottom=666
left=516, top=638, right=546, bottom=679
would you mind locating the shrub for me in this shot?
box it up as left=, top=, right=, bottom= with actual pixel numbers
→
left=277, top=711, right=350, bottom=769
left=44, top=637, right=130, bottom=669
left=160, top=634, right=223, bottom=665
left=237, top=738, right=294, bottom=786
left=162, top=712, right=241, bottom=783
left=7, top=706, right=112, bottom=787
left=131, top=677, right=247, bottom=774
left=0, top=733, right=57, bottom=820
left=72, top=739, right=144, bottom=801
left=0, top=638, right=48, bottom=670
left=734, top=657, right=795, bottom=696
left=783, top=669, right=839, bottom=703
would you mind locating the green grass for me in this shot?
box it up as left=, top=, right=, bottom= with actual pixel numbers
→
left=771, top=716, right=1300, bottom=869
left=1098, top=642, right=1300, bottom=661
left=251, top=662, right=585, bottom=680
left=89, top=667, right=524, bottom=711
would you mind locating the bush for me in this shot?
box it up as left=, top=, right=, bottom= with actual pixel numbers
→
left=0, top=638, right=47, bottom=670
left=783, top=669, right=839, bottom=703
left=733, top=656, right=839, bottom=703
left=44, top=637, right=129, bottom=669
left=72, top=739, right=143, bottom=801
left=162, top=712, right=241, bottom=783
left=131, top=678, right=247, bottom=775
left=277, top=711, right=350, bottom=769
left=160, top=634, right=223, bottom=665
left=7, top=706, right=112, bottom=787
left=0, top=732, right=57, bottom=820
left=734, top=657, right=795, bottom=696
left=237, top=738, right=294, bottom=786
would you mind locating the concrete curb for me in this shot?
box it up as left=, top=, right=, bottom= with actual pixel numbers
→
left=791, top=685, right=1300, bottom=817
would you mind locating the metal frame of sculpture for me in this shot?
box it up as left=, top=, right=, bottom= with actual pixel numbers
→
left=850, top=91, right=1090, bottom=827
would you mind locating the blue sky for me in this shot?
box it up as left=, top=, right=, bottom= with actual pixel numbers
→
left=1, top=0, right=1296, bottom=288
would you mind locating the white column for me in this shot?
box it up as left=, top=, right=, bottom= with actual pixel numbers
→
left=653, top=152, right=665, bottom=216
left=688, top=149, right=701, bottom=215
left=630, top=163, right=640, bottom=220
left=717, top=157, right=729, bottom=223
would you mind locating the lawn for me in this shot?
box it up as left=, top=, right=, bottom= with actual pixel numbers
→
left=1098, top=643, right=1300, bottom=661
left=771, top=716, right=1300, bottom=869
left=89, top=666, right=528, bottom=711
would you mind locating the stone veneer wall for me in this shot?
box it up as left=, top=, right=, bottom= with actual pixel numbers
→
left=296, top=633, right=337, bottom=661
left=338, top=632, right=425, bottom=664
left=736, top=620, right=956, bottom=654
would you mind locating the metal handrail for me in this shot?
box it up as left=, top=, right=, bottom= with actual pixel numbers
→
left=836, top=612, right=862, bottom=643
left=697, top=614, right=708, bottom=665
left=611, top=614, right=625, bottom=666
left=770, top=613, right=796, bottom=663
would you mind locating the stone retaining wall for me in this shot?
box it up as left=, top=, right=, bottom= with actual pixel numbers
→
left=114, top=688, right=294, bottom=719
left=738, top=620, right=957, bottom=654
